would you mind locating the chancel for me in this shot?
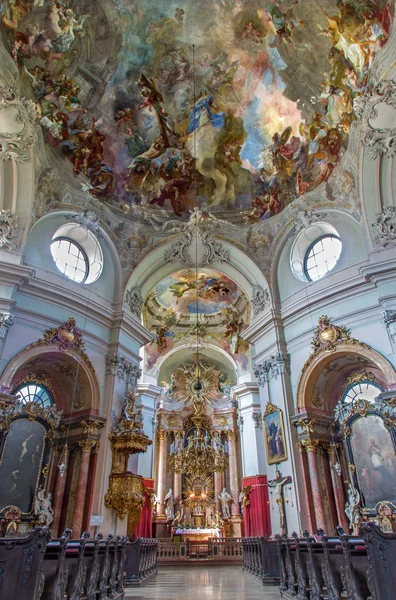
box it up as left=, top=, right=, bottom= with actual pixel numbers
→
left=0, top=0, right=396, bottom=599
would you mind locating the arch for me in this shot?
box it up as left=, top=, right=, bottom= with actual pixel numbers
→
left=156, top=343, right=239, bottom=383
left=296, top=342, right=396, bottom=412
left=124, top=235, right=270, bottom=317
left=0, top=343, right=101, bottom=413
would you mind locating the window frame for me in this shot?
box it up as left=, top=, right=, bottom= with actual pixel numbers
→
left=51, top=236, right=90, bottom=284
left=303, top=233, right=342, bottom=282
left=342, top=380, right=383, bottom=405
left=13, top=382, right=54, bottom=408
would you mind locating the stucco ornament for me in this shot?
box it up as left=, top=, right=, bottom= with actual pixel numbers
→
left=384, top=310, right=396, bottom=343
left=125, top=287, right=143, bottom=317
left=0, top=312, right=13, bottom=340
left=255, top=352, right=291, bottom=386
left=372, top=206, right=396, bottom=246
left=354, top=79, right=396, bottom=159
left=0, top=79, right=37, bottom=163
left=156, top=208, right=232, bottom=266
left=106, top=354, right=141, bottom=390
left=251, top=284, right=270, bottom=316
left=0, top=210, right=20, bottom=251
left=291, top=210, right=335, bottom=237
left=69, top=210, right=101, bottom=234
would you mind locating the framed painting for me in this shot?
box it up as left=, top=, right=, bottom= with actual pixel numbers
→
left=347, top=412, right=396, bottom=512
left=263, top=402, right=288, bottom=465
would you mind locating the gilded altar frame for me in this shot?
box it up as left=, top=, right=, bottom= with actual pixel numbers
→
left=263, top=402, right=288, bottom=465
left=340, top=399, right=396, bottom=517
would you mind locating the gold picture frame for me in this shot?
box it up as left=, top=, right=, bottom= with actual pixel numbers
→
left=263, top=402, right=288, bottom=465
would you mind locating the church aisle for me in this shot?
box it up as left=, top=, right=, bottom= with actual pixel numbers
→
left=124, top=565, right=281, bottom=600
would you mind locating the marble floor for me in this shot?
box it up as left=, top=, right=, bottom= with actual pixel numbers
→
left=124, top=566, right=282, bottom=600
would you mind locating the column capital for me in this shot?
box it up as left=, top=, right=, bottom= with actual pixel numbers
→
left=78, top=439, right=97, bottom=453
left=301, top=439, right=319, bottom=453
left=227, top=429, right=239, bottom=441
left=157, top=429, right=167, bottom=441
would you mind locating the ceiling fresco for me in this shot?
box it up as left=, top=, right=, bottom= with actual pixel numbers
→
left=143, top=268, right=250, bottom=376
left=2, top=0, right=394, bottom=224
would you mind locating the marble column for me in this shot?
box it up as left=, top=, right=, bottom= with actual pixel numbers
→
left=156, top=430, right=167, bottom=516
left=72, top=439, right=96, bottom=537
left=228, top=431, right=240, bottom=516
left=51, top=447, right=69, bottom=536
left=214, top=471, right=223, bottom=512
left=304, top=440, right=326, bottom=532
left=298, top=442, right=316, bottom=534
left=328, top=446, right=349, bottom=531
left=174, top=470, right=182, bottom=507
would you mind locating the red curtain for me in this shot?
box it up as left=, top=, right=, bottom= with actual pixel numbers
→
left=242, top=475, right=271, bottom=537
left=134, top=478, right=154, bottom=538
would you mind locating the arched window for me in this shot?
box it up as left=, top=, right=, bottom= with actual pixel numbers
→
left=14, top=383, right=53, bottom=408
left=342, top=381, right=382, bottom=405
left=51, top=223, right=103, bottom=285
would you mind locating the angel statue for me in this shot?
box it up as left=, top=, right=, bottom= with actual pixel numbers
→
left=34, top=489, right=54, bottom=527
left=218, top=487, right=233, bottom=518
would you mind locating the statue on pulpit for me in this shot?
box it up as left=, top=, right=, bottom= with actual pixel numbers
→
left=34, top=489, right=54, bottom=527
left=164, top=488, right=175, bottom=520
left=268, top=471, right=291, bottom=535
left=218, top=488, right=233, bottom=518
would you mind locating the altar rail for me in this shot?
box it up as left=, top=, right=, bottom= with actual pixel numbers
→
left=0, top=527, right=127, bottom=600
left=157, top=537, right=243, bottom=563
left=125, top=537, right=158, bottom=586
left=275, top=524, right=396, bottom=600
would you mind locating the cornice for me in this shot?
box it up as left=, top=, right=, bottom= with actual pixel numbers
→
left=115, top=310, right=153, bottom=346
left=136, top=383, right=163, bottom=398
left=0, top=260, right=34, bottom=289
left=233, top=382, right=260, bottom=397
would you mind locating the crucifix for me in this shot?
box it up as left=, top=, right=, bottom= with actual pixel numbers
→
left=268, top=469, right=292, bottom=535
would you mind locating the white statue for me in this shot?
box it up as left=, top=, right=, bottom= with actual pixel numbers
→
left=218, top=487, right=233, bottom=518
left=34, top=489, right=54, bottom=527
left=164, top=488, right=175, bottom=520
left=345, top=482, right=361, bottom=532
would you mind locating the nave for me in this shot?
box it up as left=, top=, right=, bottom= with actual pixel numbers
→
left=125, top=566, right=281, bottom=600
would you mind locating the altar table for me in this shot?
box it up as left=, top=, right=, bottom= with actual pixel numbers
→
left=174, top=528, right=220, bottom=541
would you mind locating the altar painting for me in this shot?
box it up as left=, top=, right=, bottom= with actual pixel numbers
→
left=263, top=403, right=287, bottom=465
left=350, top=414, right=396, bottom=509
left=0, top=418, right=46, bottom=514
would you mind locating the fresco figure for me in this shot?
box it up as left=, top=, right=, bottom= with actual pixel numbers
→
left=368, top=438, right=393, bottom=481
left=187, top=90, right=225, bottom=135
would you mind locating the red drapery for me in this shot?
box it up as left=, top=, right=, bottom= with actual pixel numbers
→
left=242, top=475, right=271, bottom=537
left=134, top=478, right=155, bottom=538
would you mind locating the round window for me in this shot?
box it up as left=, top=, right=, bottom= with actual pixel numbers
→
left=304, top=235, right=342, bottom=282
left=51, top=238, right=88, bottom=283
left=343, top=381, right=382, bottom=405
left=51, top=223, right=103, bottom=284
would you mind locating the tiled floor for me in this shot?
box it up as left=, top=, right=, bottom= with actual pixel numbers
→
left=124, top=565, right=282, bottom=599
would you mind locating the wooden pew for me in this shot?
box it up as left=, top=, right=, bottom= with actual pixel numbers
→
left=83, top=533, right=102, bottom=600
left=291, top=533, right=310, bottom=600
left=361, top=522, right=396, bottom=600
left=302, top=531, right=325, bottom=600
left=0, top=526, right=50, bottom=600
left=64, top=531, right=90, bottom=600
left=97, top=534, right=114, bottom=600
left=41, top=528, right=71, bottom=600
left=335, top=526, right=371, bottom=600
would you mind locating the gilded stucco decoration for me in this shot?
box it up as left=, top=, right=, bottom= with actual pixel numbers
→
left=31, top=317, right=93, bottom=370
left=105, top=392, right=151, bottom=532
left=105, top=354, right=141, bottom=390
left=162, top=359, right=233, bottom=406
left=301, top=315, right=370, bottom=374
